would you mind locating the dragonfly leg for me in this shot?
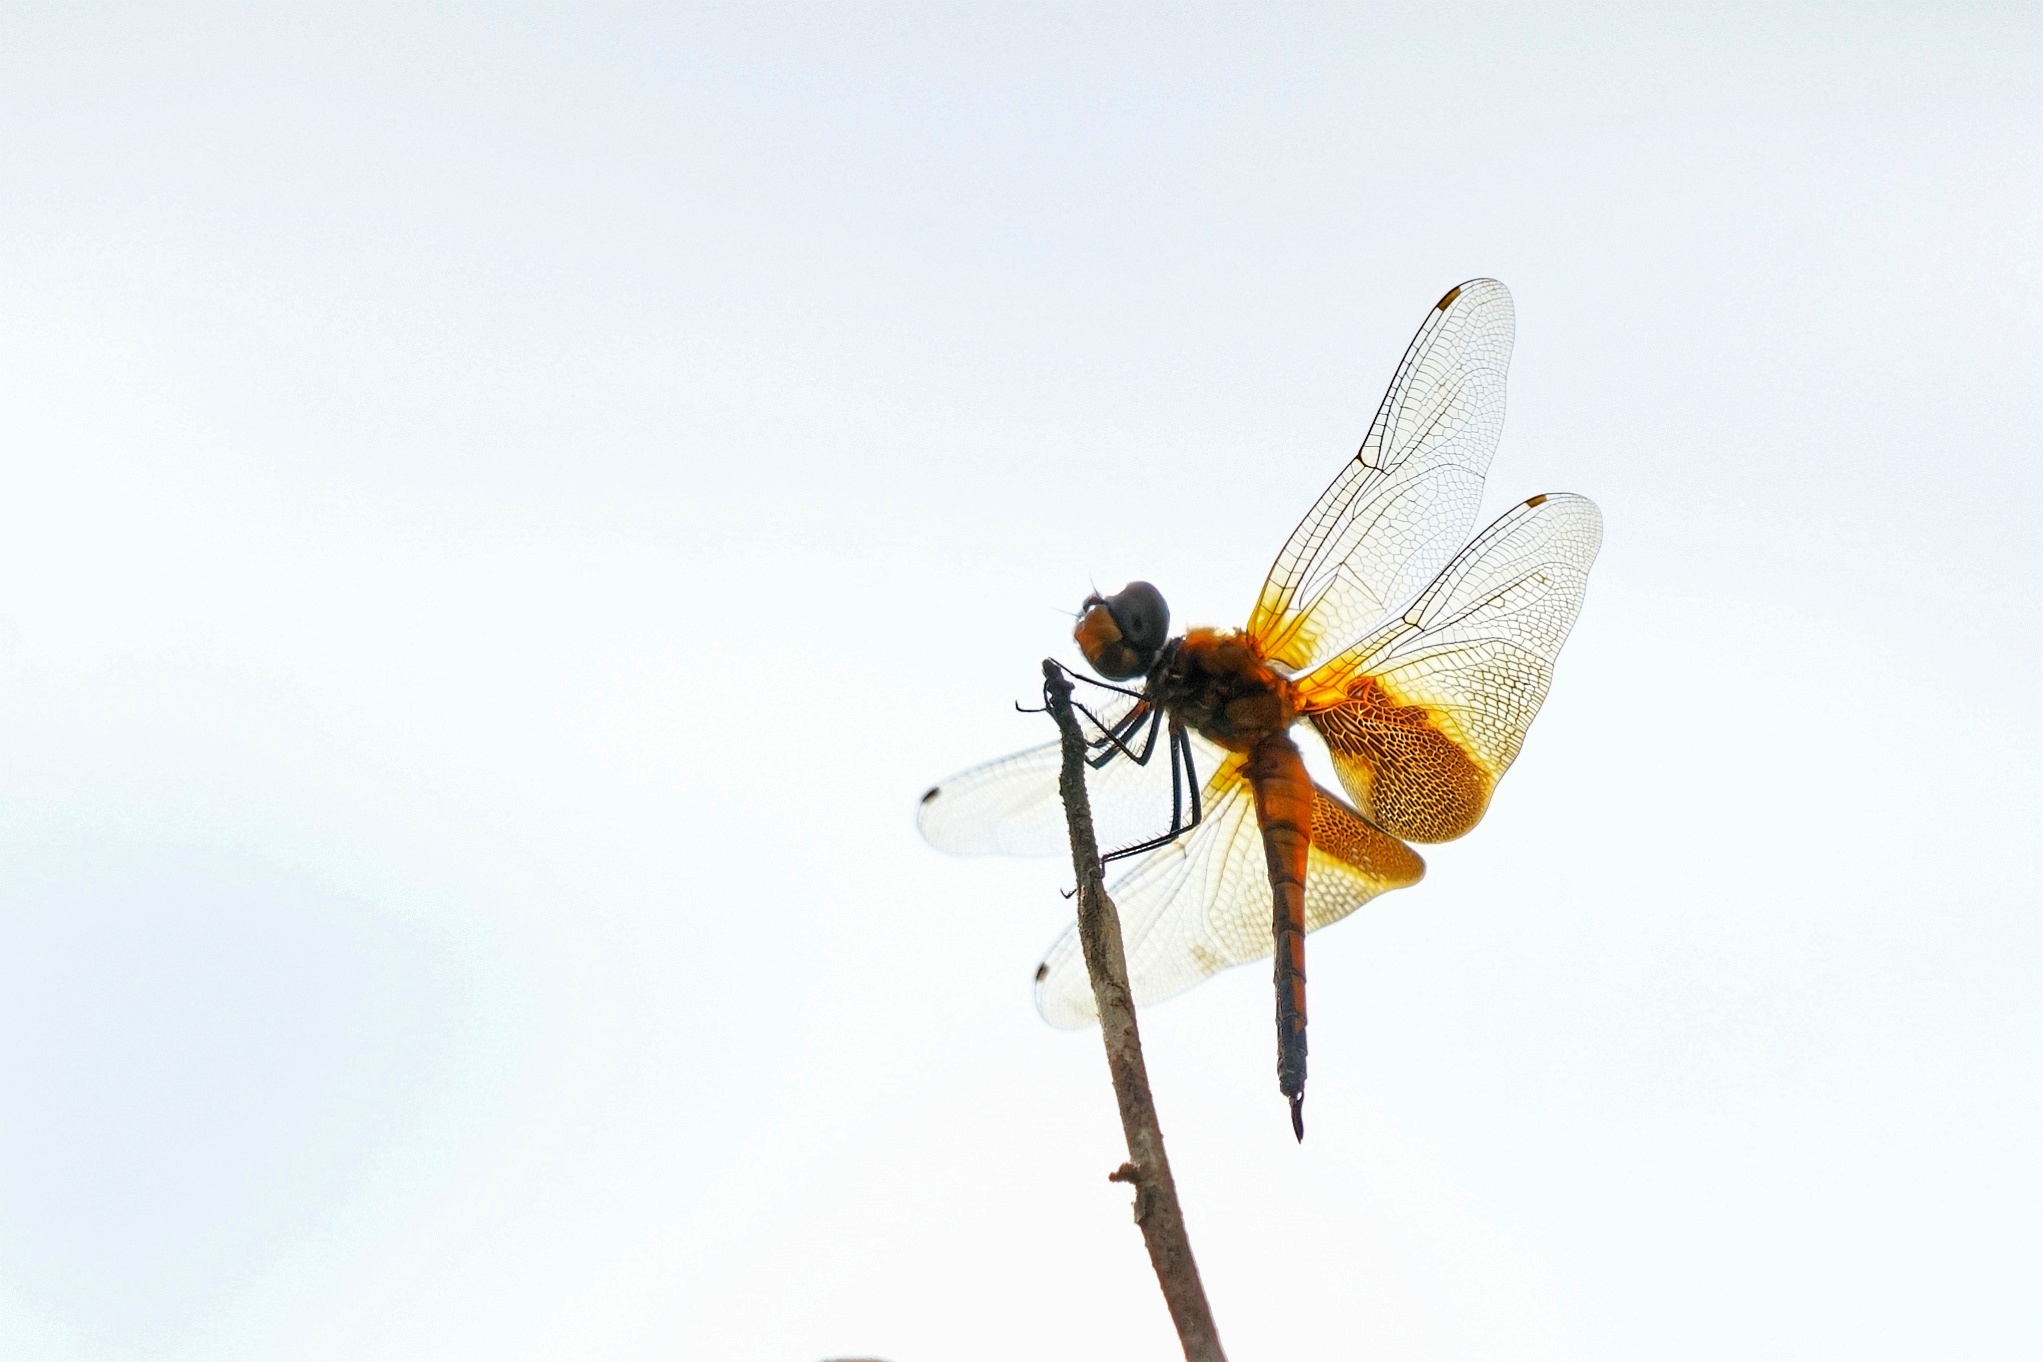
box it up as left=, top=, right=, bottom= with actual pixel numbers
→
left=1098, top=719, right=1205, bottom=865
left=1018, top=664, right=1146, bottom=717
left=1036, top=664, right=1161, bottom=768
left=1038, top=664, right=1204, bottom=865
left=1080, top=698, right=1163, bottom=768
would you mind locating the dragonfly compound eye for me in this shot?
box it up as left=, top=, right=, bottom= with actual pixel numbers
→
left=1074, top=580, right=1170, bottom=680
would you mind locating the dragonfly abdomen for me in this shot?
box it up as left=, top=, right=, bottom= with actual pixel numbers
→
left=1244, top=731, right=1313, bottom=1141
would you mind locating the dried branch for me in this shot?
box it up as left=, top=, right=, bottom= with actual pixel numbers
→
left=1042, top=660, right=1227, bottom=1362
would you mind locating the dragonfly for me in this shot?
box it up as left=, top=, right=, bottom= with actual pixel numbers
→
left=918, top=279, right=1601, bottom=1140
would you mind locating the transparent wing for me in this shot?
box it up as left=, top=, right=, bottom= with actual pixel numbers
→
left=1248, top=279, right=1516, bottom=675
left=1036, top=764, right=1425, bottom=1028
left=917, top=692, right=1227, bottom=861
left=1298, top=493, right=1602, bottom=843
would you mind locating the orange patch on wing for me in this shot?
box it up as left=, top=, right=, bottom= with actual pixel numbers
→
left=1307, top=788, right=1426, bottom=886
left=1295, top=783, right=1424, bottom=941
left=1310, top=675, right=1494, bottom=843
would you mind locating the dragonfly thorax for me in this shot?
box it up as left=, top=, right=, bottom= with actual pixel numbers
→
left=1153, top=629, right=1298, bottom=754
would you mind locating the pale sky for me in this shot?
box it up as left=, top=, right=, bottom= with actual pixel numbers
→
left=0, top=5, right=2038, bottom=1360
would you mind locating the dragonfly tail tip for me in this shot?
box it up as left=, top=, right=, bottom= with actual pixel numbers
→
left=1290, top=1092, right=1305, bottom=1142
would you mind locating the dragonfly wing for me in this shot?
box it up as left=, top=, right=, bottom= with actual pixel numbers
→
left=1299, top=493, right=1602, bottom=843
left=1304, top=789, right=1427, bottom=931
left=918, top=694, right=1226, bottom=861
left=1035, top=763, right=1424, bottom=1028
left=1248, top=279, right=1516, bottom=675
left=917, top=737, right=1071, bottom=857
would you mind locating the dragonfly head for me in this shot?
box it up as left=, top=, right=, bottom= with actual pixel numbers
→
left=1075, top=581, right=1170, bottom=681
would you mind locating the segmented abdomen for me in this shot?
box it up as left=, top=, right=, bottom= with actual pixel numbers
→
left=1244, top=732, right=1313, bottom=1110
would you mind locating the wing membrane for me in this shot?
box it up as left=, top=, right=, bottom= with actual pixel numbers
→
left=1299, top=493, right=1602, bottom=843
left=1036, top=767, right=1424, bottom=1028
left=1248, top=279, right=1515, bottom=675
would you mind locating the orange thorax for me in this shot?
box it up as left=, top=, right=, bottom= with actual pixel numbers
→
left=1155, top=629, right=1297, bottom=753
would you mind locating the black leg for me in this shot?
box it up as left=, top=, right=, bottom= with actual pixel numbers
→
left=1080, top=698, right=1163, bottom=768
left=1177, top=722, right=1202, bottom=827
left=1099, top=718, right=1204, bottom=865
left=1040, top=662, right=1204, bottom=866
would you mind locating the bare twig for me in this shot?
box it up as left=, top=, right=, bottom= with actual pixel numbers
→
left=1043, top=660, right=1226, bottom=1362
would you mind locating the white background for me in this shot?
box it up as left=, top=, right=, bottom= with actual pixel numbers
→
left=1, top=5, right=2038, bottom=1359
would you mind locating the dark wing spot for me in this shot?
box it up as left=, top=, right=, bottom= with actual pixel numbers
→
left=1034, top=963, right=1049, bottom=982
left=1525, top=493, right=1547, bottom=507
left=920, top=786, right=940, bottom=804
left=1436, top=284, right=1463, bottom=310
